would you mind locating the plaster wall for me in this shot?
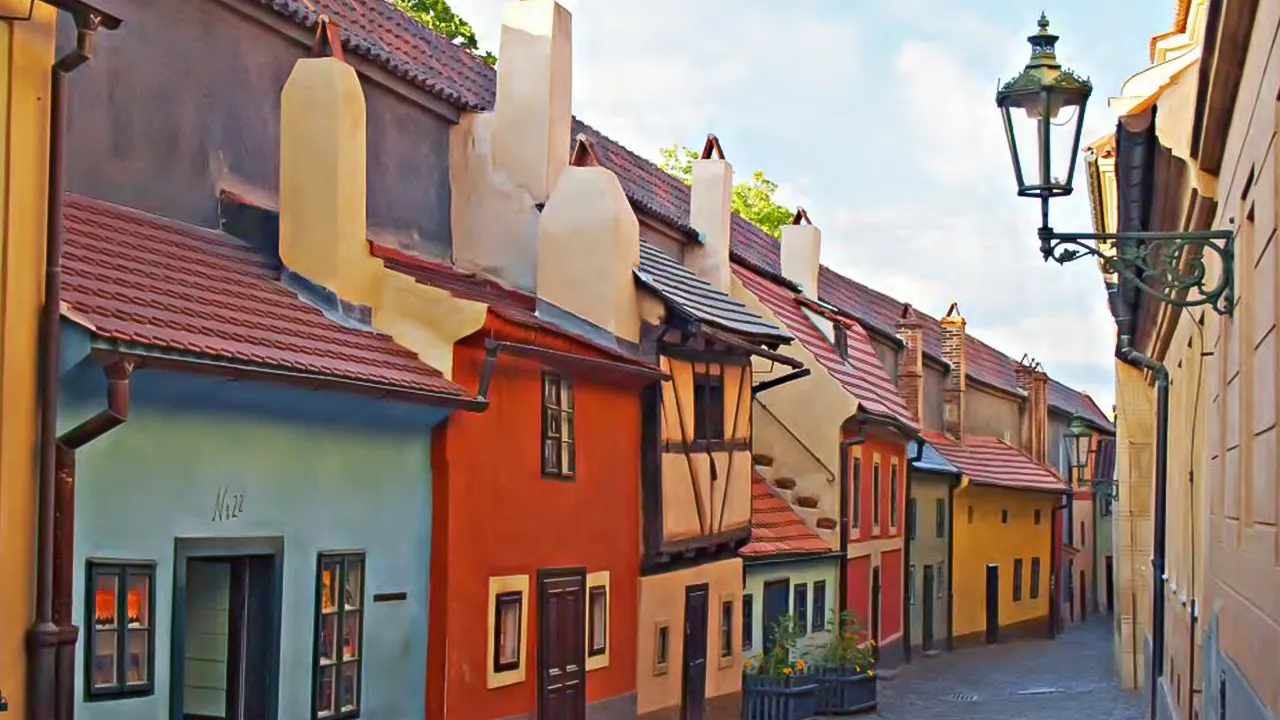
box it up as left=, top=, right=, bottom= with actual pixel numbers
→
left=965, top=386, right=1023, bottom=446
left=742, top=557, right=839, bottom=660
left=1070, top=496, right=1095, bottom=622
left=906, top=473, right=951, bottom=650
left=1196, top=5, right=1280, bottom=711
left=732, top=274, right=859, bottom=526
left=0, top=6, right=55, bottom=714
left=922, top=364, right=946, bottom=433
left=868, top=336, right=899, bottom=386
left=59, top=0, right=455, bottom=257
left=61, top=359, right=445, bottom=720
left=951, top=485, right=1056, bottom=639
left=430, top=338, right=641, bottom=720
left=1114, top=359, right=1156, bottom=691
left=636, top=559, right=742, bottom=718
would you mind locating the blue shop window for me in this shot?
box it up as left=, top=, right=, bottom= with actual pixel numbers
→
left=314, top=552, right=366, bottom=719
left=85, top=559, right=157, bottom=701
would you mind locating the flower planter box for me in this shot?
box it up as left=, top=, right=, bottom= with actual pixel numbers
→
left=814, top=667, right=877, bottom=715
left=742, top=673, right=819, bottom=720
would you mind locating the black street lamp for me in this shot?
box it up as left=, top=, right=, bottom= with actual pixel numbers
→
left=996, top=13, right=1236, bottom=316
left=1065, top=413, right=1116, bottom=505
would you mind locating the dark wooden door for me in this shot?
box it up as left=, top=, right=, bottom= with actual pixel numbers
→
left=1079, top=570, right=1088, bottom=621
left=538, top=570, right=586, bottom=720
left=921, top=564, right=935, bottom=651
left=680, top=584, right=709, bottom=720
left=761, top=579, right=790, bottom=654
left=870, top=566, right=881, bottom=661
left=984, top=564, right=999, bottom=644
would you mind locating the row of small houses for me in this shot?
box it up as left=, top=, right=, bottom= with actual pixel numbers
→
left=0, top=0, right=1116, bottom=718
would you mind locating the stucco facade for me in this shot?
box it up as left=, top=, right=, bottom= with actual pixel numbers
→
left=743, top=556, right=840, bottom=660
left=905, top=470, right=953, bottom=653
left=0, top=4, right=56, bottom=713
left=62, top=357, right=449, bottom=720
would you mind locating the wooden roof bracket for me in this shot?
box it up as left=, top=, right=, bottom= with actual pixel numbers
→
left=700, top=133, right=726, bottom=160
left=311, top=14, right=346, bottom=61
left=570, top=133, right=602, bottom=167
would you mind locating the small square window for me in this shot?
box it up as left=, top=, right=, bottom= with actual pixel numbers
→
left=493, top=592, right=523, bottom=672
left=541, top=372, right=575, bottom=478
left=1034, top=509, right=1042, bottom=525
left=907, top=497, right=917, bottom=540
left=1030, top=558, right=1042, bottom=600
left=833, top=323, right=849, bottom=360
left=851, top=457, right=863, bottom=529
left=935, top=498, right=947, bottom=538
left=793, top=583, right=808, bottom=636
left=1013, top=558, right=1024, bottom=602
left=653, top=623, right=670, bottom=675
left=743, top=594, right=754, bottom=650
left=872, top=462, right=882, bottom=527
left=85, top=560, right=156, bottom=700
left=1001, top=509, right=1009, bottom=524
left=588, top=586, right=607, bottom=657
left=811, top=581, right=826, bottom=633
left=889, top=463, right=899, bottom=528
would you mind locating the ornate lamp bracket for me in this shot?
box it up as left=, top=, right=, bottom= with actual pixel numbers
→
left=1037, top=224, right=1236, bottom=317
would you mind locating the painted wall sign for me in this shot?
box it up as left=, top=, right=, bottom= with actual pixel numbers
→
left=212, top=486, right=245, bottom=522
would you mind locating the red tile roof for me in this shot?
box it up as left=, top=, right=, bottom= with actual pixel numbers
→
left=61, top=194, right=470, bottom=398
left=1048, top=377, right=1113, bottom=431
left=741, top=471, right=832, bottom=558
left=734, top=263, right=918, bottom=432
left=248, top=0, right=1112, bottom=432
left=370, top=244, right=657, bottom=368
left=923, top=432, right=1069, bottom=494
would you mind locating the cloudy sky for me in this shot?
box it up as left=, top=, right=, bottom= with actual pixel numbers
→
left=450, top=0, right=1174, bottom=412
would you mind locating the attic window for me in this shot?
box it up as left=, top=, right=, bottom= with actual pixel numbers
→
left=833, top=323, right=849, bottom=360
left=693, top=373, right=725, bottom=442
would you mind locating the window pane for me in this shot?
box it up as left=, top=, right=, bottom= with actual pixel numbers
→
left=320, top=559, right=340, bottom=613
left=655, top=626, right=669, bottom=665
left=342, top=611, right=361, bottom=660
left=564, top=413, right=574, bottom=443
left=497, top=596, right=521, bottom=665
left=812, top=582, right=826, bottom=633
left=719, top=601, right=732, bottom=658
left=563, top=440, right=575, bottom=476
left=91, top=629, right=118, bottom=688
left=126, top=573, right=149, bottom=628
left=317, top=664, right=336, bottom=716
left=544, top=375, right=560, bottom=406
left=94, top=572, right=118, bottom=628
left=543, top=439, right=560, bottom=474
left=320, top=613, right=338, bottom=664
left=546, top=408, right=561, bottom=437
left=125, top=629, right=148, bottom=684
left=563, top=379, right=573, bottom=410
left=339, top=662, right=359, bottom=713
left=793, top=584, right=808, bottom=636
left=344, top=560, right=363, bottom=610
left=589, top=588, right=607, bottom=653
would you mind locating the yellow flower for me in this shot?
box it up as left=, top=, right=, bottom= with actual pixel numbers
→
left=868, top=669, right=875, bottom=676
left=854, top=666, right=861, bottom=672
left=795, top=660, right=806, bottom=669
left=782, top=668, right=792, bottom=675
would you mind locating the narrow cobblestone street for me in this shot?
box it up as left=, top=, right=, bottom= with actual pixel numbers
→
left=870, top=618, right=1146, bottom=719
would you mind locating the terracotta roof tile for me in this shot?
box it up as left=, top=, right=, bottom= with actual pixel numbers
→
left=62, top=194, right=469, bottom=398
left=741, top=471, right=831, bottom=558
left=252, top=0, right=1108, bottom=427
left=923, top=432, right=1069, bottom=494
left=734, top=263, right=918, bottom=431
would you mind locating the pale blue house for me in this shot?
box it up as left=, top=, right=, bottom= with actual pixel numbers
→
left=57, top=195, right=483, bottom=719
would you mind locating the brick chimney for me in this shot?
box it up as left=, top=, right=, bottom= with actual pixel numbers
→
left=1015, top=356, right=1050, bottom=464
left=685, top=134, right=733, bottom=293
left=940, top=302, right=966, bottom=439
left=780, top=208, right=820, bottom=298
left=895, top=303, right=924, bottom=423
left=535, top=135, right=641, bottom=343
left=278, top=17, right=382, bottom=307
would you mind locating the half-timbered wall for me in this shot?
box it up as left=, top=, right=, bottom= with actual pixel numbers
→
left=656, top=356, right=753, bottom=545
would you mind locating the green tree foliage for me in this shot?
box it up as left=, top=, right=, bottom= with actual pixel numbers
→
left=393, top=0, right=497, bottom=66
left=657, top=143, right=793, bottom=238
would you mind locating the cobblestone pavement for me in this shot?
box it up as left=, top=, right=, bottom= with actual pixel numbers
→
left=867, top=617, right=1146, bottom=719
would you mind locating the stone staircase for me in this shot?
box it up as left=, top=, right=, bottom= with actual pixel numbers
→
left=752, top=452, right=839, bottom=547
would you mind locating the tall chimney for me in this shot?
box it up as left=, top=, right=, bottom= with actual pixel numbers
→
left=780, top=208, right=820, bottom=297
left=493, top=0, right=572, bottom=204
left=278, top=18, right=381, bottom=306
left=940, top=302, right=967, bottom=439
left=895, top=303, right=924, bottom=423
left=1015, top=357, right=1050, bottom=464
left=535, top=135, right=641, bottom=343
left=685, top=134, right=733, bottom=293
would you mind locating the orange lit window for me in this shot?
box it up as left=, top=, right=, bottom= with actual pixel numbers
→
left=85, top=560, right=155, bottom=699
left=315, top=552, right=364, bottom=719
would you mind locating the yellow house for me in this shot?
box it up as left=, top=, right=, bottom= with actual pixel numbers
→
left=1, top=1, right=58, bottom=712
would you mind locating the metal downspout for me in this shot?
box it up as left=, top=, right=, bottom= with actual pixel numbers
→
left=28, top=14, right=112, bottom=719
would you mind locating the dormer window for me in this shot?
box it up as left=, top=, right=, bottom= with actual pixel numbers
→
left=833, top=323, right=849, bottom=360
left=693, top=372, right=725, bottom=442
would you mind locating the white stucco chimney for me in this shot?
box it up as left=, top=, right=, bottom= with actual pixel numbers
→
left=536, top=136, right=641, bottom=343
left=685, top=134, right=733, bottom=293
left=278, top=18, right=381, bottom=306
left=493, top=0, right=572, bottom=205
left=780, top=209, right=821, bottom=298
